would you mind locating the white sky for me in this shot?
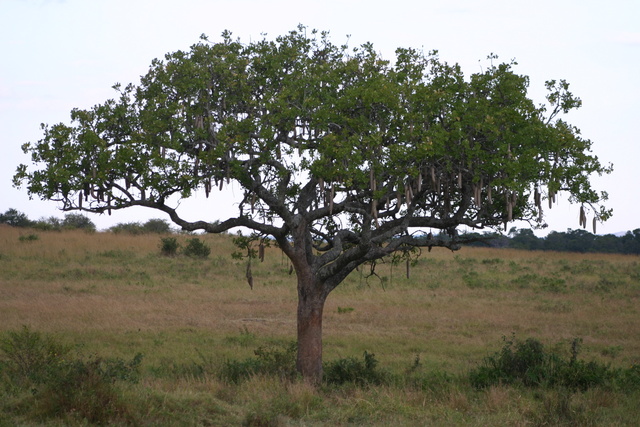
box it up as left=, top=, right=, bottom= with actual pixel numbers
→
left=1, top=0, right=638, bottom=235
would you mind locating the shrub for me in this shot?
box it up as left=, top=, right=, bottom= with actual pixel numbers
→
left=35, top=354, right=141, bottom=424
left=0, top=326, right=71, bottom=388
left=111, top=219, right=171, bottom=234
left=109, top=222, right=145, bottom=234
left=0, top=208, right=33, bottom=227
left=32, top=216, right=63, bottom=231
left=615, top=364, right=640, bottom=390
left=469, top=335, right=638, bottom=391
left=324, top=351, right=389, bottom=386
left=142, top=218, right=172, bottom=233
left=62, top=213, right=96, bottom=231
left=0, top=327, right=142, bottom=387
left=253, top=342, right=298, bottom=379
left=18, top=233, right=39, bottom=242
left=470, top=336, right=560, bottom=389
left=159, top=237, right=180, bottom=256
left=182, top=237, right=211, bottom=258
left=0, top=327, right=142, bottom=424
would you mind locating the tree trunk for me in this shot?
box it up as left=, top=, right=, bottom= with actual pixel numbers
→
left=296, top=276, right=327, bottom=384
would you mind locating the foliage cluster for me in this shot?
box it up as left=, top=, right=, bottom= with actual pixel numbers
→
left=0, top=208, right=96, bottom=231
left=469, top=335, right=640, bottom=391
left=0, top=208, right=32, bottom=227
left=159, top=236, right=180, bottom=256
left=158, top=236, right=211, bottom=257
left=323, top=350, right=389, bottom=386
left=18, top=233, right=39, bottom=242
left=181, top=237, right=211, bottom=258
left=109, top=218, right=172, bottom=234
left=0, top=327, right=142, bottom=425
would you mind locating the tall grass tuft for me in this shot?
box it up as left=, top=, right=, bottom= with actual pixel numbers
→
left=220, top=341, right=298, bottom=384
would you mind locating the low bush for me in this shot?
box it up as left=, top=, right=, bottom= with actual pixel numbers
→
left=62, top=213, right=96, bottom=231
left=34, top=354, right=142, bottom=424
left=18, top=233, right=39, bottom=242
left=0, top=327, right=142, bottom=424
left=112, top=219, right=172, bottom=234
left=0, top=326, right=71, bottom=389
left=159, top=236, right=180, bottom=256
left=182, top=237, right=211, bottom=258
left=110, top=222, right=145, bottom=234
left=142, top=218, right=172, bottom=233
left=324, top=351, right=389, bottom=386
left=469, top=335, right=640, bottom=391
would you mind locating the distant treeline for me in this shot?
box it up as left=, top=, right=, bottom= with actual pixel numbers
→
left=0, top=208, right=172, bottom=234
left=464, top=228, right=640, bottom=255
left=2, top=208, right=639, bottom=255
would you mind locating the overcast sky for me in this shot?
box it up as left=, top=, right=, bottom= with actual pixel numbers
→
left=1, top=0, right=638, bottom=234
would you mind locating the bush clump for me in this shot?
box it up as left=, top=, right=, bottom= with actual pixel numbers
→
left=159, top=237, right=180, bottom=256
left=324, top=351, right=389, bottom=386
left=0, top=208, right=33, bottom=227
left=0, top=326, right=71, bottom=388
left=110, top=222, right=146, bottom=235
left=62, top=213, right=96, bottom=231
left=18, top=233, right=39, bottom=242
left=182, top=237, right=211, bottom=258
left=32, top=216, right=63, bottom=231
left=111, top=218, right=172, bottom=234
left=0, top=326, right=142, bottom=425
left=142, top=218, right=172, bottom=233
left=469, top=335, right=640, bottom=391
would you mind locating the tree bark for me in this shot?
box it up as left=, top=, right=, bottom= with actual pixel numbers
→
left=296, top=275, right=327, bottom=384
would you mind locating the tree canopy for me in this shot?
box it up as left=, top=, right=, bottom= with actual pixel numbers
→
left=14, top=27, right=611, bottom=382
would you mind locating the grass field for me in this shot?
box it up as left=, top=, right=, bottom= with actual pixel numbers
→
left=1, top=224, right=639, bottom=425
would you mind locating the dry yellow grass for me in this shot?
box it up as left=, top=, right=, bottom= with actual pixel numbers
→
left=1, top=225, right=639, bottom=371
left=2, top=225, right=640, bottom=426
